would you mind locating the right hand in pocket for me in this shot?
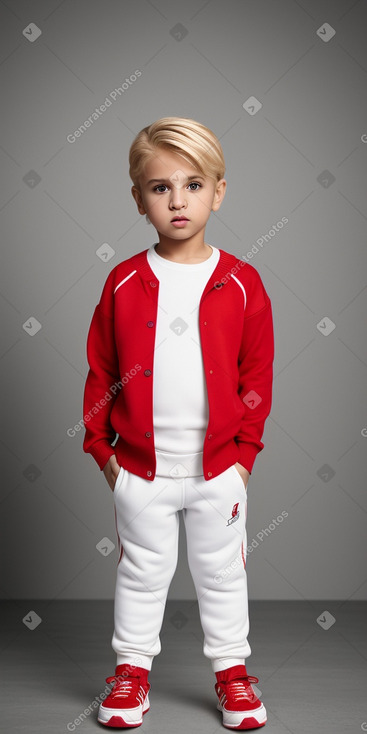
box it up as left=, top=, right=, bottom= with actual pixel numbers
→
left=102, top=454, right=121, bottom=491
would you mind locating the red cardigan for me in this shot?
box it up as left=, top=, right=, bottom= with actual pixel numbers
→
left=83, top=247, right=274, bottom=481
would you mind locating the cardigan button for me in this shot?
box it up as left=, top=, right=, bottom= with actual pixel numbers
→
left=208, top=471, right=213, bottom=477
left=147, top=321, right=154, bottom=327
left=150, top=281, right=157, bottom=287
left=208, top=434, right=213, bottom=440
left=147, top=470, right=152, bottom=477
left=145, top=431, right=152, bottom=438
left=144, top=369, right=152, bottom=376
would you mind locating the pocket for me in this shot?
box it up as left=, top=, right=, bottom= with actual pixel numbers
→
left=113, top=466, right=126, bottom=497
left=230, top=463, right=248, bottom=494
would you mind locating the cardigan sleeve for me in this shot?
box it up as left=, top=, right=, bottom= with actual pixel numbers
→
left=235, top=270, right=275, bottom=475
left=82, top=273, right=121, bottom=470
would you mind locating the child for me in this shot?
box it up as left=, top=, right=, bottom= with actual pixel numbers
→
left=83, top=117, right=274, bottom=730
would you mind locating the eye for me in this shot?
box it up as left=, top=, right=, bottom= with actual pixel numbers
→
left=152, top=181, right=202, bottom=193
left=153, top=184, right=168, bottom=193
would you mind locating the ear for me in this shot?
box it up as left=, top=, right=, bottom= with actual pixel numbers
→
left=211, top=178, right=227, bottom=212
left=131, top=185, right=147, bottom=215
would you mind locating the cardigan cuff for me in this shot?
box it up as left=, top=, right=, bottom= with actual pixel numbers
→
left=236, top=441, right=262, bottom=476
left=88, top=439, right=116, bottom=471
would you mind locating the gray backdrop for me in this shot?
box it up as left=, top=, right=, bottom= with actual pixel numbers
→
left=1, top=0, right=366, bottom=601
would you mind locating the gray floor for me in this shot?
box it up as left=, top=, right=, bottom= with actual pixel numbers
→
left=1, top=600, right=366, bottom=733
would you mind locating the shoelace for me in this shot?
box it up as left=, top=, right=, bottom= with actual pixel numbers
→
left=227, top=675, right=259, bottom=702
left=105, top=676, right=139, bottom=699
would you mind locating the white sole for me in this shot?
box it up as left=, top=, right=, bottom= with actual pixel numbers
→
left=98, top=693, right=150, bottom=726
left=217, top=701, right=267, bottom=728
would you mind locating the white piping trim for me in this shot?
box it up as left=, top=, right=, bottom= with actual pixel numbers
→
left=114, top=269, right=137, bottom=294
left=230, top=273, right=247, bottom=310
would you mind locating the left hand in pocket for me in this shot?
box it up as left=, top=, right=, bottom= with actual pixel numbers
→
left=234, top=462, right=250, bottom=489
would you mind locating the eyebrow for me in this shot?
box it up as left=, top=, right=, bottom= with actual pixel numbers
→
left=146, top=175, right=206, bottom=185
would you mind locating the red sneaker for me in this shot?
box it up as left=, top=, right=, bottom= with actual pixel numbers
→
left=98, top=663, right=151, bottom=728
left=215, top=664, right=267, bottom=730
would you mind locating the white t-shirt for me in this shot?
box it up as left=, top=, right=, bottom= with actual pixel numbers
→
left=146, top=242, right=220, bottom=453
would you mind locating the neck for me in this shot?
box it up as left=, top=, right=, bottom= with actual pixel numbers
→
left=154, top=240, right=212, bottom=263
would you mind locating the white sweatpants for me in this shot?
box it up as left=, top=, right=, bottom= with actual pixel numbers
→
left=111, top=449, right=251, bottom=673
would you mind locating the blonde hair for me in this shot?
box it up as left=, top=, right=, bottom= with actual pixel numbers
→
left=129, top=117, right=225, bottom=190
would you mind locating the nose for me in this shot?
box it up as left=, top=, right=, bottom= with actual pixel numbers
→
left=169, top=185, right=187, bottom=210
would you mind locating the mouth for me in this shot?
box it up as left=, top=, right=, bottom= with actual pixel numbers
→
left=171, top=216, right=189, bottom=222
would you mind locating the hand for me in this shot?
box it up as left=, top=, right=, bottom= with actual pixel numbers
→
left=234, top=462, right=250, bottom=490
left=103, top=454, right=121, bottom=491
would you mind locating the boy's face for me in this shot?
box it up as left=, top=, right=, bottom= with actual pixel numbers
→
left=131, top=148, right=226, bottom=246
